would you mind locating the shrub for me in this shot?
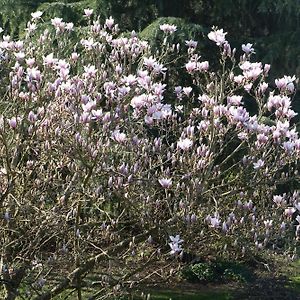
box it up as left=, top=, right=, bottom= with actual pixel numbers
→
left=0, top=9, right=299, bottom=300
left=182, top=262, right=216, bottom=282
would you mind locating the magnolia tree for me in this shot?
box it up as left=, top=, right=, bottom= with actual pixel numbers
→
left=0, top=9, right=299, bottom=300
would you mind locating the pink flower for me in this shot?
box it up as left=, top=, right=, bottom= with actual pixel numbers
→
left=227, top=95, right=242, bottom=106
left=71, top=52, right=79, bottom=61
left=208, top=28, right=227, bottom=46
left=177, top=138, right=193, bottom=151
left=84, top=8, right=93, bottom=17
left=240, top=62, right=262, bottom=80
left=242, top=43, right=255, bottom=54
left=143, top=57, right=157, bottom=69
left=185, top=61, right=197, bottom=73
left=8, top=117, right=17, bottom=129
left=273, top=195, right=285, bottom=206
left=263, top=220, right=273, bottom=229
left=264, top=64, right=271, bottom=74
left=182, top=87, right=192, bottom=97
left=43, top=53, right=57, bottom=66
left=26, top=67, right=41, bottom=81
left=198, top=61, right=209, bottom=72
left=185, top=40, right=197, bottom=48
left=65, top=23, right=74, bottom=31
left=275, top=75, right=296, bottom=93
left=26, top=58, right=35, bottom=67
left=51, top=17, right=64, bottom=28
left=160, top=24, right=177, bottom=34
left=105, top=17, right=115, bottom=29
left=284, top=207, right=296, bottom=217
left=253, top=159, right=264, bottom=170
left=112, top=130, right=126, bottom=143
left=158, top=178, right=172, bottom=189
left=131, top=94, right=147, bottom=109
left=28, top=111, right=37, bottom=123
left=210, top=217, right=221, bottom=228
left=169, top=235, right=183, bottom=255
left=31, top=11, right=43, bottom=20
left=83, top=65, right=97, bottom=78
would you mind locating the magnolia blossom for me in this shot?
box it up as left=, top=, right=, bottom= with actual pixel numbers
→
left=208, top=28, right=227, bottom=46
left=84, top=8, right=93, bottom=17
left=130, top=94, right=148, bottom=109
left=105, top=17, right=115, bottom=29
left=159, top=24, right=177, bottom=34
left=112, top=130, right=126, bottom=143
left=150, top=104, right=172, bottom=120
left=65, top=23, right=74, bottom=31
left=273, top=195, right=285, bottom=206
left=185, top=61, right=197, bottom=73
left=227, top=95, right=242, bottom=106
left=240, top=61, right=262, bottom=80
left=264, top=219, right=273, bottom=229
left=158, top=178, right=172, bottom=189
left=242, top=43, right=255, bottom=54
left=253, top=159, right=264, bottom=170
left=284, top=207, right=296, bottom=217
left=51, top=18, right=64, bottom=28
left=210, top=217, right=221, bottom=228
left=31, top=11, right=43, bottom=20
left=83, top=65, right=97, bottom=78
left=177, top=138, right=193, bottom=151
left=275, top=75, right=296, bottom=93
left=8, top=117, right=18, bottom=129
left=182, top=86, right=192, bottom=97
left=185, top=40, right=197, bottom=48
left=169, top=235, right=183, bottom=255
left=198, top=61, right=209, bottom=71
left=43, top=53, right=57, bottom=66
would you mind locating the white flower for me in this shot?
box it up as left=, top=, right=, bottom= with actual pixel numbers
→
left=242, top=43, right=255, bottom=54
left=210, top=217, right=220, bottom=228
left=84, top=8, right=93, bottom=17
left=263, top=219, right=273, bottom=228
left=112, top=130, right=126, bottom=143
left=31, top=11, right=43, bottom=20
left=177, top=138, right=193, bottom=151
left=105, top=17, right=115, bottom=29
left=284, top=207, right=296, bottom=217
left=158, top=178, right=172, bottom=189
left=208, top=28, right=227, bottom=46
left=253, top=159, right=264, bottom=170
left=51, top=17, right=63, bottom=27
left=273, top=195, right=285, bottom=206
left=198, top=61, right=209, bottom=72
left=185, top=61, right=197, bottom=73
left=185, top=40, right=197, bottom=48
left=159, top=24, right=177, bottom=34
left=169, top=235, right=183, bottom=255
left=169, top=235, right=183, bottom=244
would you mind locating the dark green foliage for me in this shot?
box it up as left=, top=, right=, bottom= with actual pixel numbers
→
left=182, top=260, right=253, bottom=283
left=182, top=262, right=216, bottom=283
left=140, top=17, right=205, bottom=46
left=94, top=0, right=159, bottom=31
left=0, top=0, right=299, bottom=79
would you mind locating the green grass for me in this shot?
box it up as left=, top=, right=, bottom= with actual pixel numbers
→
left=135, top=289, right=233, bottom=300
